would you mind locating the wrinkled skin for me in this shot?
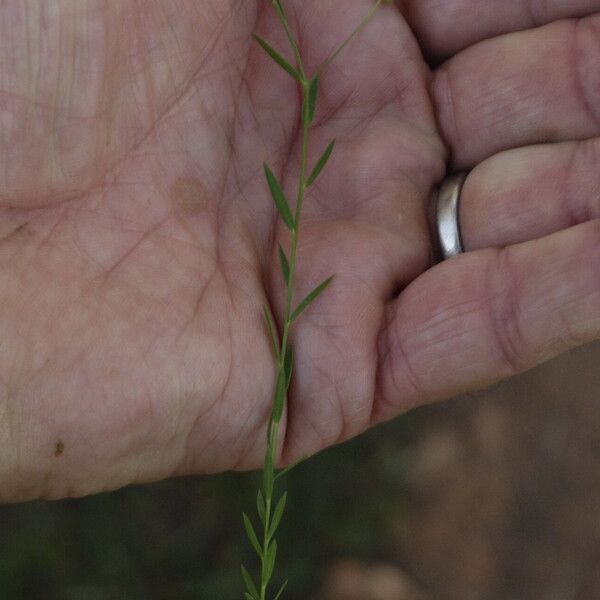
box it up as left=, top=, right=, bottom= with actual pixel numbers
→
left=1, top=1, right=599, bottom=501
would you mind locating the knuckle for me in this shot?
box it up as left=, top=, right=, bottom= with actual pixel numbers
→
left=484, top=248, right=530, bottom=374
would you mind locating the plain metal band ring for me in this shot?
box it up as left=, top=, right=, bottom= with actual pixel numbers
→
left=435, top=173, right=467, bottom=261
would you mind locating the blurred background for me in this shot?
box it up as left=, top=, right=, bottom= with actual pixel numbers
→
left=1, top=342, right=599, bottom=600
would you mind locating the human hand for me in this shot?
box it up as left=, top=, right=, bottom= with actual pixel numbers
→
left=0, top=0, right=598, bottom=501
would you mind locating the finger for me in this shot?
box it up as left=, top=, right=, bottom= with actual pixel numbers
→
left=403, top=0, right=600, bottom=61
left=432, top=15, right=600, bottom=168
left=460, top=138, right=600, bottom=250
left=374, top=220, right=600, bottom=422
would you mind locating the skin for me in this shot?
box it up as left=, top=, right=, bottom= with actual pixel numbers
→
left=0, top=0, right=599, bottom=502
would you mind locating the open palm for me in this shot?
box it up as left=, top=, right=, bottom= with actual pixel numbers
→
left=1, top=0, right=599, bottom=501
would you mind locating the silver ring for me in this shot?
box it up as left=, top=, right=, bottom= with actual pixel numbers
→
left=434, top=173, right=467, bottom=260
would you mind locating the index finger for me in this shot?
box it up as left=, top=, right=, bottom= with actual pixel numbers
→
left=373, top=220, right=600, bottom=423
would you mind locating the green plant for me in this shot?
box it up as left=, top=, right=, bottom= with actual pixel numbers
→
left=241, top=2, right=388, bottom=599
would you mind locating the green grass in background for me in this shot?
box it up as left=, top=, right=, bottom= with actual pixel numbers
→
left=0, top=414, right=413, bottom=600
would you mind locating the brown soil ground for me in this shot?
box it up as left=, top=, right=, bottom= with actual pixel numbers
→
left=323, top=341, right=600, bottom=600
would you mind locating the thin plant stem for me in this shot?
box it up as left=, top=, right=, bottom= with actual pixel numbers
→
left=281, top=91, right=309, bottom=368
left=258, top=73, right=310, bottom=600
left=272, top=1, right=306, bottom=81
left=317, top=0, right=386, bottom=77
left=242, top=3, right=386, bottom=598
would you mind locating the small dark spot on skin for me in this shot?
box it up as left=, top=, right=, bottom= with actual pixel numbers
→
left=54, top=441, right=64, bottom=456
left=172, top=177, right=208, bottom=214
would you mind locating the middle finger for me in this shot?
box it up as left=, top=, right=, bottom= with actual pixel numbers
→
left=432, top=14, right=600, bottom=168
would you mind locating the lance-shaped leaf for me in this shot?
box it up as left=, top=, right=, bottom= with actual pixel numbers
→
left=245, top=593, right=256, bottom=600
left=257, top=489, right=266, bottom=525
left=264, top=164, right=295, bottom=231
left=303, top=75, right=319, bottom=125
left=275, top=455, right=308, bottom=482
left=263, top=305, right=280, bottom=360
left=278, top=245, right=290, bottom=285
left=271, top=368, right=287, bottom=424
left=253, top=34, right=302, bottom=82
left=243, top=513, right=263, bottom=558
left=291, top=275, right=334, bottom=322
left=268, top=492, right=288, bottom=540
left=241, top=565, right=259, bottom=600
left=264, top=539, right=278, bottom=586
left=307, top=140, right=336, bottom=186
left=274, top=581, right=289, bottom=600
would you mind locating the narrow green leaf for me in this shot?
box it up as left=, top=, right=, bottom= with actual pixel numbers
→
left=253, top=34, right=302, bottom=82
left=242, top=513, right=263, bottom=559
left=257, top=489, right=266, bottom=525
left=275, top=455, right=308, bottom=481
left=291, top=275, right=334, bottom=321
left=263, top=305, right=280, bottom=360
left=241, top=565, right=259, bottom=599
left=303, top=75, right=319, bottom=125
left=245, top=593, right=255, bottom=600
left=264, top=164, right=295, bottom=231
left=278, top=245, right=290, bottom=285
left=284, top=346, right=293, bottom=391
left=271, top=368, right=287, bottom=424
left=268, top=492, right=288, bottom=540
left=306, top=140, right=336, bottom=186
left=264, top=539, right=278, bottom=586
left=274, top=580, right=289, bottom=600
